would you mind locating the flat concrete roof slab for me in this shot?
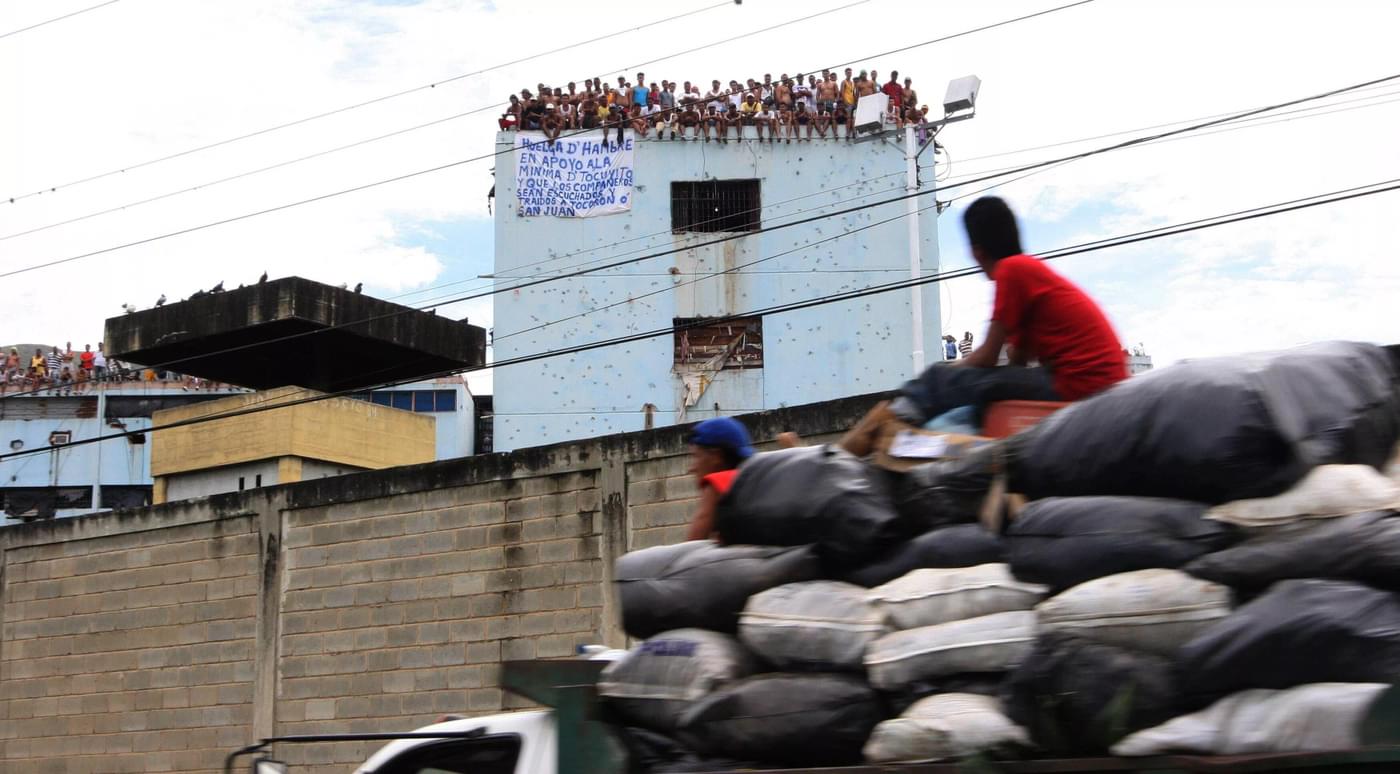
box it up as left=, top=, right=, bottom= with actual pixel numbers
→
left=105, top=277, right=486, bottom=391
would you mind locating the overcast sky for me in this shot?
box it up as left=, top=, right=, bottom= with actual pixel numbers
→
left=4, top=0, right=1399, bottom=396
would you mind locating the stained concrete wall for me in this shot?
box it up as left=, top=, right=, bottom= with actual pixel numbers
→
left=0, top=391, right=881, bottom=774
left=151, top=387, right=437, bottom=505
left=492, top=129, right=941, bottom=451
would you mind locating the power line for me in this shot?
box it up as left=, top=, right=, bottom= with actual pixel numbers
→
left=379, top=83, right=1400, bottom=305
left=0, top=0, right=736, bottom=205
left=0, top=0, right=876, bottom=244
left=940, top=87, right=1400, bottom=186
left=5, top=174, right=1396, bottom=461
left=0, top=0, right=1092, bottom=263
left=950, top=81, right=1400, bottom=167
left=0, top=0, right=121, bottom=40
left=2, top=68, right=1388, bottom=401
left=493, top=199, right=943, bottom=342
left=13, top=61, right=1388, bottom=289
left=396, top=175, right=913, bottom=308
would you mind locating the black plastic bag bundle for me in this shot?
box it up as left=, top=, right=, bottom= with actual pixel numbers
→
left=1006, top=497, right=1238, bottom=591
left=677, top=673, right=886, bottom=767
left=1185, top=511, right=1400, bottom=591
left=890, top=443, right=1004, bottom=529
left=615, top=541, right=821, bottom=639
left=839, top=524, right=1005, bottom=588
left=1001, top=632, right=1181, bottom=755
left=1179, top=579, right=1400, bottom=708
left=1005, top=342, right=1400, bottom=504
left=716, top=445, right=911, bottom=569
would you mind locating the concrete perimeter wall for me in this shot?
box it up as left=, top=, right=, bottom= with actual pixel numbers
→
left=0, top=392, right=880, bottom=774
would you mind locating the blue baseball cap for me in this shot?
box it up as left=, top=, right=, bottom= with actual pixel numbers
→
left=687, top=417, right=755, bottom=460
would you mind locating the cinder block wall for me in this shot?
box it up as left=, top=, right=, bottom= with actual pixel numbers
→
left=0, top=393, right=880, bottom=773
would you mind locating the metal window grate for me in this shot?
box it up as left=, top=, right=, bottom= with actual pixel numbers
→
left=671, top=179, right=761, bottom=233
left=674, top=317, right=763, bottom=370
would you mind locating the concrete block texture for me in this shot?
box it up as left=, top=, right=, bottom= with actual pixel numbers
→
left=0, top=392, right=880, bottom=773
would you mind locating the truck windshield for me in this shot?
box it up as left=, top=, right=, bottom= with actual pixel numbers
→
left=369, top=734, right=521, bottom=774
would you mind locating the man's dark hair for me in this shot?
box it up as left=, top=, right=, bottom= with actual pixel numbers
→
left=962, top=196, right=1023, bottom=260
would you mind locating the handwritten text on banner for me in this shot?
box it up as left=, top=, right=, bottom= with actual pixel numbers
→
left=515, top=132, right=635, bottom=217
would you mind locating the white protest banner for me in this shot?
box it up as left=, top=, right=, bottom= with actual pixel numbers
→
left=515, top=132, right=635, bottom=217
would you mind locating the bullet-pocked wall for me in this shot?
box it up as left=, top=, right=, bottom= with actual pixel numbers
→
left=492, top=129, right=941, bottom=451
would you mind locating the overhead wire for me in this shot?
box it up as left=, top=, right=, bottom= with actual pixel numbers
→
left=0, top=0, right=121, bottom=40
left=1, top=67, right=1391, bottom=401
left=938, top=86, right=1400, bottom=186
left=0, top=0, right=738, bottom=205
left=0, top=0, right=1096, bottom=273
left=362, top=78, right=1400, bottom=305
left=5, top=174, right=1398, bottom=461
left=0, top=0, right=869, bottom=235
left=492, top=199, right=943, bottom=342
left=12, top=59, right=1389, bottom=289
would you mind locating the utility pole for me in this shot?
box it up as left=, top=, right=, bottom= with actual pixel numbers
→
left=905, top=124, right=925, bottom=376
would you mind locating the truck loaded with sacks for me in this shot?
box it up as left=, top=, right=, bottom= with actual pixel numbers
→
left=230, top=341, right=1400, bottom=773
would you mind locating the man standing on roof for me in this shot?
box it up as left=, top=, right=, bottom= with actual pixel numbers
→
left=841, top=196, right=1128, bottom=455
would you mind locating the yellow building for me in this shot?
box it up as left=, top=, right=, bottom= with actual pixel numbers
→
left=150, top=386, right=435, bottom=504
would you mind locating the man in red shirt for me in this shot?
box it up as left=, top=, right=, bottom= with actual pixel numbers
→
left=842, top=196, right=1127, bottom=454
left=881, top=72, right=904, bottom=110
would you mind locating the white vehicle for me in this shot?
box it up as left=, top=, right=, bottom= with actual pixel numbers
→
left=353, top=711, right=556, bottom=774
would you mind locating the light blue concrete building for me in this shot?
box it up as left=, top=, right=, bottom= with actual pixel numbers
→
left=0, top=376, right=480, bottom=525
left=492, top=128, right=942, bottom=451
left=0, top=380, right=226, bottom=524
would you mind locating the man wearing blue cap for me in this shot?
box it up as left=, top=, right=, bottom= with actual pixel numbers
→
left=684, top=417, right=756, bottom=541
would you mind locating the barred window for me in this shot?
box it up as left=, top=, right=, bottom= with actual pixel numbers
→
left=671, top=179, right=761, bottom=233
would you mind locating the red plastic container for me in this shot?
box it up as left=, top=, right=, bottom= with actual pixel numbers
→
left=981, top=400, right=1071, bottom=439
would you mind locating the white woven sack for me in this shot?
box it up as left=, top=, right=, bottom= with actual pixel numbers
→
left=1113, top=682, right=1387, bottom=756
left=864, top=611, right=1036, bottom=691
left=1207, top=465, right=1400, bottom=528
left=1036, top=569, right=1230, bottom=656
left=598, top=628, right=759, bottom=731
left=864, top=692, right=1031, bottom=763
left=739, top=581, right=887, bottom=670
left=866, top=564, right=1047, bottom=630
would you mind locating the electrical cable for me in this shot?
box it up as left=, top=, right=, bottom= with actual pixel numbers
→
left=939, top=87, right=1400, bottom=185
left=10, top=63, right=1390, bottom=288
left=3, top=173, right=1397, bottom=460
left=396, top=176, right=914, bottom=308
left=1, top=0, right=867, bottom=235
left=1, top=69, right=1390, bottom=402
left=0, top=0, right=737, bottom=205
left=953, top=81, right=1400, bottom=167
left=493, top=199, right=942, bottom=341
left=0, top=0, right=1093, bottom=261
left=390, top=170, right=913, bottom=302
left=0, top=0, right=121, bottom=40
left=384, top=82, right=1400, bottom=302
left=929, top=90, right=1400, bottom=201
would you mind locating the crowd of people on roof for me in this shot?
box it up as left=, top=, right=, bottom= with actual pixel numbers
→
left=499, top=68, right=933, bottom=143
left=0, top=341, right=225, bottom=395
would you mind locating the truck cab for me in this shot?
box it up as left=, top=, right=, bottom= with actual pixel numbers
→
left=352, top=711, right=556, bottom=774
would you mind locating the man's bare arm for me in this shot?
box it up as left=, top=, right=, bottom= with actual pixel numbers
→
left=686, top=486, right=722, bottom=542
